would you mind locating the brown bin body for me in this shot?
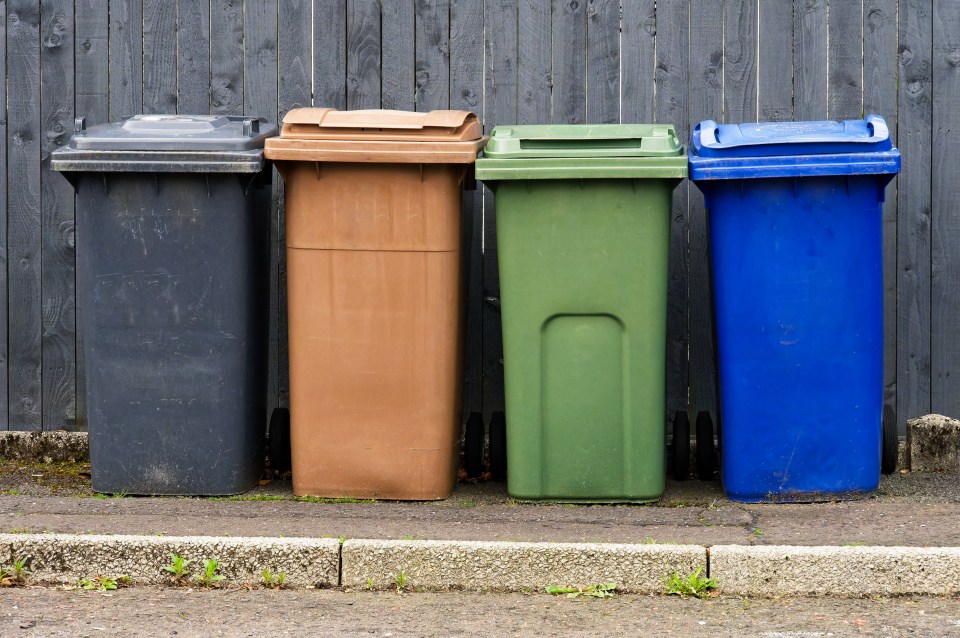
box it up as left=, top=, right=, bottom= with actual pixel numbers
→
left=266, top=109, right=486, bottom=500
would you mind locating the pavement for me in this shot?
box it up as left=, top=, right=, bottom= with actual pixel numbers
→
left=2, top=454, right=960, bottom=598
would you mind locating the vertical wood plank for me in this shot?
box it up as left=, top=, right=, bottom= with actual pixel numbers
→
left=621, top=0, right=656, bottom=123
left=347, top=0, right=381, bottom=109
left=451, top=0, right=484, bottom=417
left=829, top=0, right=864, bottom=119
left=552, top=0, right=586, bottom=123
left=176, top=0, right=210, bottom=114
left=142, top=0, right=178, bottom=114
left=897, top=0, right=933, bottom=423
left=725, top=0, right=759, bottom=124
left=793, top=0, right=828, bottom=120
left=0, top=0, right=8, bottom=428
left=931, top=0, right=960, bottom=417
left=40, top=0, right=76, bottom=430
left=7, top=0, right=42, bottom=430
left=518, top=0, right=551, bottom=124
left=314, top=0, right=347, bottom=109
left=759, top=1, right=793, bottom=121
left=381, top=0, right=413, bottom=110
left=245, top=0, right=280, bottom=414
left=686, top=0, right=723, bottom=421
left=863, top=0, right=899, bottom=426
left=415, top=0, right=450, bottom=111
left=211, top=0, right=244, bottom=114
left=108, top=0, right=142, bottom=119
left=482, top=0, right=518, bottom=419
left=586, top=0, right=619, bottom=124
left=656, top=0, right=689, bottom=421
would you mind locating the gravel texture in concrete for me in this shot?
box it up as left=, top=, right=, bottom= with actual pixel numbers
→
left=0, top=432, right=88, bottom=464
left=908, top=414, right=960, bottom=472
left=341, top=539, right=705, bottom=593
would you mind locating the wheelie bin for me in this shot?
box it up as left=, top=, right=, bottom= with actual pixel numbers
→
left=687, top=115, right=901, bottom=502
left=474, top=124, right=688, bottom=502
left=264, top=108, right=486, bottom=500
left=51, top=114, right=278, bottom=495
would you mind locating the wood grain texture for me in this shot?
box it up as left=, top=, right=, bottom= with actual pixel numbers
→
left=518, top=0, right=551, bottom=124
left=793, top=0, right=828, bottom=120
left=552, top=0, right=586, bottom=123
left=415, top=0, right=450, bottom=112
left=586, top=0, right=619, bottom=124
left=211, top=0, right=244, bottom=114
left=176, top=0, right=210, bottom=114
left=897, top=0, right=933, bottom=422
left=40, top=0, right=76, bottom=430
left=829, top=0, right=864, bottom=119
left=687, top=0, right=724, bottom=421
left=759, top=1, right=793, bottom=121
left=656, top=0, right=690, bottom=419
left=314, top=0, right=347, bottom=109
left=931, top=0, right=960, bottom=417
left=0, top=0, right=8, bottom=427
left=863, top=0, right=899, bottom=426
left=725, top=0, right=758, bottom=124
left=381, top=0, right=414, bottom=110
left=143, top=0, right=178, bottom=114
left=346, top=0, right=381, bottom=109
left=8, top=0, right=43, bottom=430
left=621, top=0, right=656, bottom=123
left=108, top=0, right=142, bottom=119
left=451, top=0, right=484, bottom=417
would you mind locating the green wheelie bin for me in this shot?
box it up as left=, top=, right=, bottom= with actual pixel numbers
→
left=474, top=124, right=687, bottom=502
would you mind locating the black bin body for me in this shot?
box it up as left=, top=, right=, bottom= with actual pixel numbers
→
left=52, top=114, right=278, bottom=495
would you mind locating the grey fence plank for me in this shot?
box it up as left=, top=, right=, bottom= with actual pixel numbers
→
left=793, top=0, right=828, bottom=120
left=108, top=0, right=142, bottom=119
left=482, top=0, right=518, bottom=419
left=621, top=0, right=655, bottom=123
left=451, top=0, right=484, bottom=418
left=725, top=0, right=758, bottom=124
left=829, top=0, right=864, bottom=119
left=7, top=0, right=42, bottom=430
left=0, top=0, right=7, bottom=428
left=587, top=0, right=619, bottom=124
left=518, top=0, right=551, bottom=124
left=931, top=0, right=959, bottom=417
left=244, top=0, right=280, bottom=415
left=40, top=0, right=76, bottom=430
left=687, top=0, right=724, bottom=422
left=759, top=1, right=793, bottom=121
left=656, top=0, right=689, bottom=420
left=143, top=0, right=178, bottom=114
left=552, top=0, right=586, bottom=123
left=415, top=0, right=450, bottom=111
left=211, top=0, right=244, bottom=114
left=347, top=0, right=381, bottom=109
left=382, top=0, right=414, bottom=110
left=863, top=0, right=899, bottom=425
left=177, top=0, right=210, bottom=114
left=897, top=0, right=933, bottom=423
left=315, top=0, right=347, bottom=109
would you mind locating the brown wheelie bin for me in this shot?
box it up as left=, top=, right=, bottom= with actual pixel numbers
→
left=265, top=109, right=486, bottom=499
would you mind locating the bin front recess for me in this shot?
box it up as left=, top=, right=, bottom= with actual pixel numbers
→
left=51, top=114, right=278, bottom=495
left=264, top=108, right=486, bottom=500
left=474, top=124, right=688, bottom=502
left=688, top=115, right=901, bottom=503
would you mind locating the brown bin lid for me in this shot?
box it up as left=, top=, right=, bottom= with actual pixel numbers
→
left=265, top=108, right=487, bottom=164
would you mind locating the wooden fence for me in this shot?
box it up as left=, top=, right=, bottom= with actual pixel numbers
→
left=0, top=0, right=952, bottom=434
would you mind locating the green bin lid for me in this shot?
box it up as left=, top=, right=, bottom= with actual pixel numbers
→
left=475, top=124, right=687, bottom=181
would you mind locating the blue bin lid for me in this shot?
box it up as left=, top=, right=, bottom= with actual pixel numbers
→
left=688, top=115, right=901, bottom=180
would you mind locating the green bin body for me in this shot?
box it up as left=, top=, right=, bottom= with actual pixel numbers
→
left=475, top=125, right=687, bottom=502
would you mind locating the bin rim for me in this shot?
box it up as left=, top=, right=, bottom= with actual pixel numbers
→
left=475, top=155, right=688, bottom=181
left=481, top=123, right=683, bottom=159
left=50, top=148, right=269, bottom=174
left=687, top=149, right=901, bottom=181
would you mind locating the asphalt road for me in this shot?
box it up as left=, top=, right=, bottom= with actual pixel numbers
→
left=3, top=587, right=960, bottom=637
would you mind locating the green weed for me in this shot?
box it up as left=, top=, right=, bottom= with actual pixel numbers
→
left=546, top=583, right=618, bottom=599
left=664, top=567, right=717, bottom=599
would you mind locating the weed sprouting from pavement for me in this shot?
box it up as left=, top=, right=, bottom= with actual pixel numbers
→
left=663, top=567, right=717, bottom=599
left=546, top=583, right=618, bottom=599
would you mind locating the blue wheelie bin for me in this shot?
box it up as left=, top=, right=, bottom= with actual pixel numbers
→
left=688, top=115, right=900, bottom=502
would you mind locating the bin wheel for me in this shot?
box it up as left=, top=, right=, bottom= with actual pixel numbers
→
left=881, top=404, right=898, bottom=475
left=268, top=408, right=292, bottom=475
left=695, top=411, right=717, bottom=480
left=488, top=412, right=507, bottom=482
left=464, top=412, right=485, bottom=479
left=671, top=410, right=690, bottom=481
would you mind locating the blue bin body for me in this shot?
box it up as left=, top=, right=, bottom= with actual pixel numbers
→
left=689, top=116, right=901, bottom=502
